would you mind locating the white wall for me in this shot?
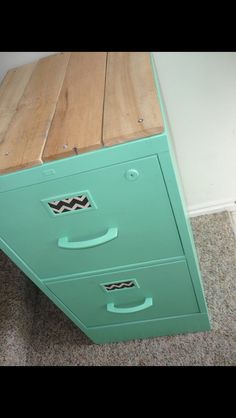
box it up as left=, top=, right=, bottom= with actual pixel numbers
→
left=0, top=52, right=235, bottom=215
left=0, top=52, right=56, bottom=82
left=154, top=52, right=236, bottom=215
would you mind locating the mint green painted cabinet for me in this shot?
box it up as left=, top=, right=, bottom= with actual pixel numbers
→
left=0, top=52, right=211, bottom=344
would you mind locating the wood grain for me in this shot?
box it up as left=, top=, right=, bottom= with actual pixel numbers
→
left=0, top=52, right=164, bottom=174
left=0, top=53, right=70, bottom=174
left=42, top=52, right=107, bottom=162
left=103, top=52, right=164, bottom=146
left=0, top=62, right=36, bottom=145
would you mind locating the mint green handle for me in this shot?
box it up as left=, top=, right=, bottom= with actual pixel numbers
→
left=107, top=297, right=153, bottom=314
left=58, top=227, right=118, bottom=249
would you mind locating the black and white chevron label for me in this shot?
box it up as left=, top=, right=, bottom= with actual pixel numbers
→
left=104, top=280, right=135, bottom=291
left=48, top=194, right=92, bottom=214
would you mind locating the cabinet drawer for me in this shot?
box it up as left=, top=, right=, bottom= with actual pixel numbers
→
left=45, top=261, right=199, bottom=327
left=0, top=156, right=183, bottom=278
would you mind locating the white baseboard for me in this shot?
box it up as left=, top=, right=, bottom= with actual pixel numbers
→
left=188, top=200, right=236, bottom=217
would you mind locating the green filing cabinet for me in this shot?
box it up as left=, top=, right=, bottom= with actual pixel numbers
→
left=0, top=52, right=210, bottom=343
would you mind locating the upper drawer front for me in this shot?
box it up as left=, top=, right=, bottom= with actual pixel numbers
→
left=45, top=260, right=199, bottom=327
left=0, top=156, right=183, bottom=278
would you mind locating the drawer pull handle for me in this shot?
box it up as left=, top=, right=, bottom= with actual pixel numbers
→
left=107, top=297, right=153, bottom=314
left=58, top=227, right=118, bottom=249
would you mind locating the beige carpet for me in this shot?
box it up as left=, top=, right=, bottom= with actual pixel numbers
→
left=0, top=211, right=235, bottom=366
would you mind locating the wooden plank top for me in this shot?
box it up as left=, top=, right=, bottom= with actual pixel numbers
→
left=103, top=52, right=164, bottom=146
left=0, top=53, right=70, bottom=173
left=43, top=52, right=107, bottom=162
left=0, top=52, right=164, bottom=174
left=0, top=62, right=36, bottom=149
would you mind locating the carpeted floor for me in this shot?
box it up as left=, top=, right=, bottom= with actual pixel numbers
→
left=0, top=211, right=235, bottom=366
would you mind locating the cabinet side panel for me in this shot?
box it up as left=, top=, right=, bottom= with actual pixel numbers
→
left=150, top=53, right=209, bottom=316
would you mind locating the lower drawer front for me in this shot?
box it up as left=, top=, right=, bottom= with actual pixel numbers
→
left=46, top=261, right=199, bottom=327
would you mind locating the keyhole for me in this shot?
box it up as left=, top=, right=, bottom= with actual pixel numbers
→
left=125, top=169, right=139, bottom=181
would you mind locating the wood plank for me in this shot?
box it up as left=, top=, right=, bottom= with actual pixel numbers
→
left=0, top=53, right=70, bottom=174
left=103, top=52, right=164, bottom=146
left=42, top=52, right=107, bottom=162
left=0, top=62, right=36, bottom=145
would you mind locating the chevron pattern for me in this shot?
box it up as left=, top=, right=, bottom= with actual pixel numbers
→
left=48, top=195, right=92, bottom=214
left=104, top=281, right=135, bottom=291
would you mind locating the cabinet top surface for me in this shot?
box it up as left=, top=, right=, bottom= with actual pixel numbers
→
left=0, top=52, right=164, bottom=174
